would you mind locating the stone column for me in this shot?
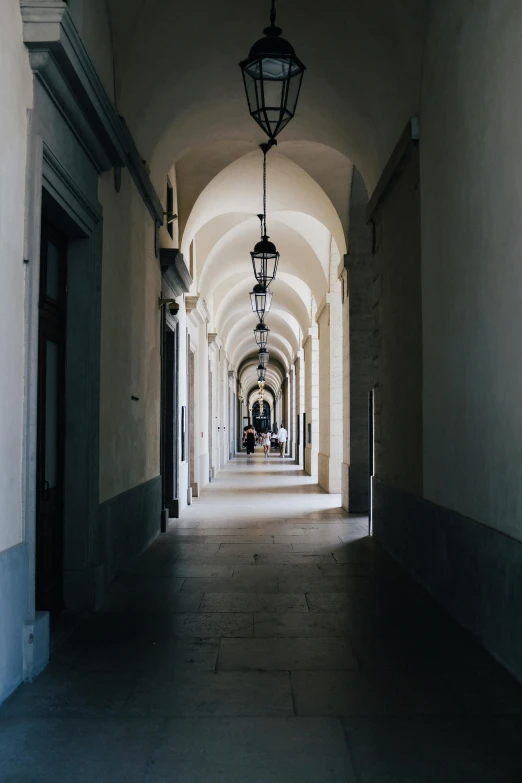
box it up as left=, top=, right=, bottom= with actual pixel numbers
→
left=303, top=327, right=319, bottom=477
left=317, top=290, right=343, bottom=493
left=289, top=365, right=296, bottom=460
left=339, top=264, right=350, bottom=511
left=186, top=296, right=210, bottom=494
left=219, top=351, right=229, bottom=467
left=294, top=351, right=304, bottom=466
left=208, top=333, right=220, bottom=477
left=285, top=373, right=292, bottom=457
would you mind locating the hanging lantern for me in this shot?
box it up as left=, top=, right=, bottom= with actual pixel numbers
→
left=257, top=364, right=266, bottom=382
left=258, top=347, right=269, bottom=366
left=240, top=0, right=306, bottom=142
left=251, top=230, right=279, bottom=288
left=250, top=283, right=272, bottom=320
left=254, top=322, right=270, bottom=348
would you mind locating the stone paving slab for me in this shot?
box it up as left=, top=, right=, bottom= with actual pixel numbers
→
left=258, top=553, right=335, bottom=565
left=148, top=717, right=357, bottom=782
left=168, top=612, right=253, bottom=638
left=278, top=575, right=370, bottom=593
left=232, top=563, right=322, bottom=578
left=217, top=637, right=359, bottom=672
left=217, top=543, right=298, bottom=556
left=291, top=670, right=463, bottom=717
left=181, top=576, right=279, bottom=593
left=156, top=562, right=234, bottom=578
left=1, top=667, right=139, bottom=718
left=169, top=543, right=221, bottom=558
left=272, top=534, right=345, bottom=545
left=254, top=613, right=352, bottom=638
left=199, top=592, right=308, bottom=613
left=127, top=671, right=293, bottom=717
left=0, top=718, right=162, bottom=783
left=204, top=534, right=276, bottom=543
left=291, top=541, right=350, bottom=554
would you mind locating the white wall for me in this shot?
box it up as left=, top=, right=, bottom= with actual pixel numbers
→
left=421, top=0, right=522, bottom=540
left=98, top=170, right=161, bottom=503
left=0, top=1, right=33, bottom=551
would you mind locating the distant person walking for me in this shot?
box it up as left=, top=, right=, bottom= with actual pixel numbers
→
left=246, top=425, right=256, bottom=461
left=277, top=423, right=288, bottom=457
left=263, top=429, right=272, bottom=458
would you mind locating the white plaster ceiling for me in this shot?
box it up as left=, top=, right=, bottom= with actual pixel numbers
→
left=106, top=0, right=428, bottom=192
left=100, top=0, right=428, bottom=380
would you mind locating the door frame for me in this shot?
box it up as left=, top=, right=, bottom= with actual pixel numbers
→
left=23, top=141, right=103, bottom=626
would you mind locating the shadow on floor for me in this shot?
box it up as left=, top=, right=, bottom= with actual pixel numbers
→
left=1, top=455, right=522, bottom=782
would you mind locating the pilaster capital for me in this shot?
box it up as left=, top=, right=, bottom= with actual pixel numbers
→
left=208, top=332, right=220, bottom=353
left=302, top=325, right=318, bottom=350
left=186, top=295, right=210, bottom=326
left=315, top=294, right=331, bottom=323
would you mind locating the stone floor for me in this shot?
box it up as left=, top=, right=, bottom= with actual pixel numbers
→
left=2, top=453, right=522, bottom=782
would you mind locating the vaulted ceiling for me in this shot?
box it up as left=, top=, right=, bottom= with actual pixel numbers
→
left=81, top=0, right=428, bottom=396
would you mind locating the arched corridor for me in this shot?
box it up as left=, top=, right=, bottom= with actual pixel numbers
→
left=2, top=452, right=522, bottom=781
left=4, top=0, right=522, bottom=777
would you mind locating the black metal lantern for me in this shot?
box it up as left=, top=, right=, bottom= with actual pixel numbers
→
left=250, top=283, right=272, bottom=321
left=257, top=364, right=266, bottom=382
left=251, top=227, right=279, bottom=288
left=240, top=0, right=306, bottom=142
left=258, top=347, right=269, bottom=366
left=254, top=322, right=270, bottom=348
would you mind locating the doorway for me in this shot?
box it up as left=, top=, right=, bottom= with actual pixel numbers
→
left=188, top=347, right=196, bottom=496
left=208, top=362, right=213, bottom=481
left=302, top=412, right=306, bottom=468
left=161, top=318, right=179, bottom=520
left=36, top=220, right=67, bottom=614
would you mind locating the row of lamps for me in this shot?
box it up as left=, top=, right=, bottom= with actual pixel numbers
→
left=240, top=0, right=306, bottom=404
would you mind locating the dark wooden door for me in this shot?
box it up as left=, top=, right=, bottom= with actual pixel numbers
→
left=36, top=221, right=67, bottom=614
left=161, top=322, right=178, bottom=518
left=302, top=412, right=306, bottom=468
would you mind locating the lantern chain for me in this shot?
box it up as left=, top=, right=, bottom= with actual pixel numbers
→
left=270, top=0, right=276, bottom=27
left=263, top=146, right=267, bottom=237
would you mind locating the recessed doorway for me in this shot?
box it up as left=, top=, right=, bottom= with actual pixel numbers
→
left=36, top=220, right=67, bottom=614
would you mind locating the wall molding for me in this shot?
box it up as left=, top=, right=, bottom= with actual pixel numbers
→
left=366, top=116, right=419, bottom=223
left=21, top=1, right=163, bottom=224
left=160, top=249, right=192, bottom=295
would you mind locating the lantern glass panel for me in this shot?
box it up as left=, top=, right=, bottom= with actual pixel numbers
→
left=258, top=349, right=269, bottom=366
left=241, top=49, right=305, bottom=140
left=250, top=286, right=272, bottom=320
left=254, top=326, right=269, bottom=348
left=251, top=250, right=279, bottom=288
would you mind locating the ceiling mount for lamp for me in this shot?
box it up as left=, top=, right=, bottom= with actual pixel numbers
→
left=240, top=0, right=306, bottom=142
